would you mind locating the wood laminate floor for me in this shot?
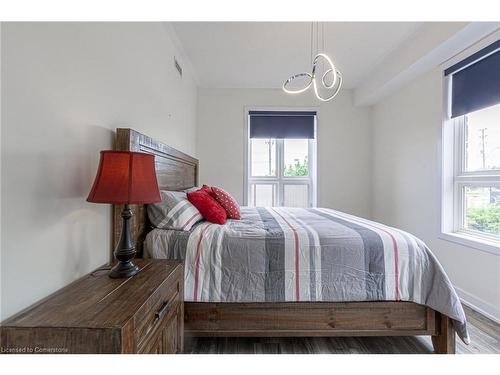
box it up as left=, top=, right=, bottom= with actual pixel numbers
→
left=184, top=306, right=500, bottom=354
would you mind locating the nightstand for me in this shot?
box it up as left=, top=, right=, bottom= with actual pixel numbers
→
left=1, top=259, right=184, bottom=354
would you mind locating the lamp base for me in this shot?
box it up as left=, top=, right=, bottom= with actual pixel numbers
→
left=110, top=204, right=139, bottom=279
left=109, top=260, right=140, bottom=279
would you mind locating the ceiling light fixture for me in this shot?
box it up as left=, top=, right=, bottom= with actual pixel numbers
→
left=283, top=22, right=342, bottom=102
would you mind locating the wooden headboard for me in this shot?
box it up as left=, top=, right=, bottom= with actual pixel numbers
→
left=112, top=128, right=199, bottom=259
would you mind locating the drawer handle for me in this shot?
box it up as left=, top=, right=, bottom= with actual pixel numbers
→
left=154, top=298, right=174, bottom=322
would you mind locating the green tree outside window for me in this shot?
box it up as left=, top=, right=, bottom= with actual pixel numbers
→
left=284, top=157, right=308, bottom=177
left=466, top=204, right=500, bottom=235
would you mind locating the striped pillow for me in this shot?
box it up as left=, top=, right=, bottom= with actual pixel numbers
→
left=147, top=191, right=203, bottom=231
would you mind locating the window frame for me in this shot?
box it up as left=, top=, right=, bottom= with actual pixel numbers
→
left=244, top=107, right=318, bottom=208
left=440, top=39, right=500, bottom=256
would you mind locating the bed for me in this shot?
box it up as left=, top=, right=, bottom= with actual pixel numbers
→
left=113, top=128, right=468, bottom=354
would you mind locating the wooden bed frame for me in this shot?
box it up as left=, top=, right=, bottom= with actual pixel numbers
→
left=112, top=128, right=456, bottom=354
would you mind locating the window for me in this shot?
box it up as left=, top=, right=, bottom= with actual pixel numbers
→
left=452, top=105, right=500, bottom=240
left=246, top=110, right=317, bottom=208
left=442, top=39, right=500, bottom=253
left=250, top=139, right=276, bottom=177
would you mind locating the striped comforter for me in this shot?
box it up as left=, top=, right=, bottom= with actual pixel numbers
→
left=144, top=207, right=469, bottom=342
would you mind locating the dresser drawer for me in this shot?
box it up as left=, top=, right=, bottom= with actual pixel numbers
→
left=137, top=304, right=182, bottom=354
left=137, top=329, right=164, bottom=354
left=134, top=271, right=182, bottom=351
left=163, top=305, right=181, bottom=353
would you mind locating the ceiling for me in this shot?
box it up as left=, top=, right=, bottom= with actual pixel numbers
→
left=172, top=22, right=426, bottom=89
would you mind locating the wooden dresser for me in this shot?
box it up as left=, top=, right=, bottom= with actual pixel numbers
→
left=0, top=259, right=184, bottom=354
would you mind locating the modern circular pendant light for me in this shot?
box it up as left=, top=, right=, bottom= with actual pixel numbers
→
left=283, top=22, right=342, bottom=102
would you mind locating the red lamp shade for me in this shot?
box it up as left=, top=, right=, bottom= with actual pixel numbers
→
left=87, top=151, right=161, bottom=204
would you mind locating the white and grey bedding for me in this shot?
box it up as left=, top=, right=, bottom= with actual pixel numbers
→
left=144, top=206, right=469, bottom=342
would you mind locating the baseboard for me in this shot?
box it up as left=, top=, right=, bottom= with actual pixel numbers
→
left=454, top=285, right=500, bottom=324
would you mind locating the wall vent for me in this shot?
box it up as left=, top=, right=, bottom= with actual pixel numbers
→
left=174, top=57, right=183, bottom=77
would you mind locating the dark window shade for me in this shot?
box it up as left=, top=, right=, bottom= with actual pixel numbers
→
left=445, top=40, right=500, bottom=118
left=249, top=111, right=316, bottom=139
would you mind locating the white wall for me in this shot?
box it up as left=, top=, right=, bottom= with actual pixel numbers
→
left=0, top=22, right=198, bottom=320
left=197, top=88, right=372, bottom=218
left=371, top=68, right=500, bottom=320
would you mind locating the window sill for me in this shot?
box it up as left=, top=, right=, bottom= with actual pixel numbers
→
left=439, top=231, right=500, bottom=256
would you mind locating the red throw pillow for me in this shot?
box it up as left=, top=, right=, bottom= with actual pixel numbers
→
left=187, top=189, right=227, bottom=224
left=200, top=184, right=214, bottom=196
left=211, top=186, right=241, bottom=220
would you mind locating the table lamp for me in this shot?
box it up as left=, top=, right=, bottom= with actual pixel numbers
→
left=87, top=151, right=161, bottom=278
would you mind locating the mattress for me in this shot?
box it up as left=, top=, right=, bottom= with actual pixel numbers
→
left=144, top=206, right=469, bottom=342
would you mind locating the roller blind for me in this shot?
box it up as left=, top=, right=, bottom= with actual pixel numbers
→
left=445, top=39, right=500, bottom=118
left=249, top=111, right=316, bottom=139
